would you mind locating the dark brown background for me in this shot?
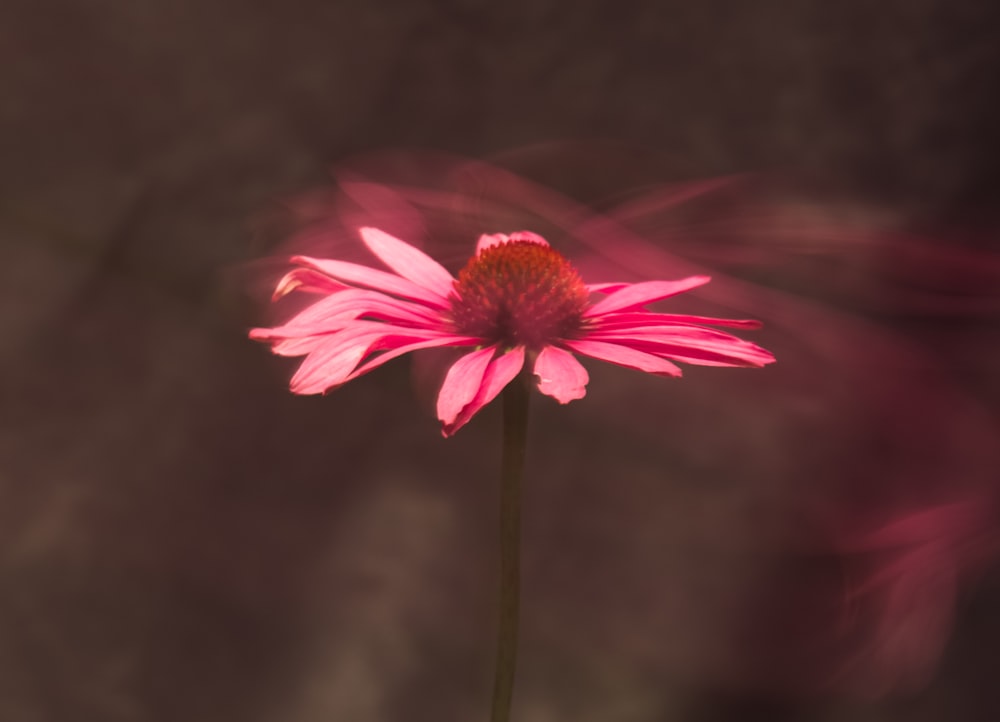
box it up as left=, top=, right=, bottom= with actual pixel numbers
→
left=2, top=1, right=999, bottom=721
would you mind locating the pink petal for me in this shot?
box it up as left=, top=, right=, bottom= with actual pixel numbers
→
left=585, top=282, right=630, bottom=294
left=249, top=325, right=337, bottom=356
left=358, top=227, right=456, bottom=300
left=641, top=344, right=771, bottom=367
left=477, top=233, right=511, bottom=254
left=249, top=296, right=438, bottom=345
left=589, top=324, right=764, bottom=345
left=271, top=335, right=332, bottom=357
left=288, top=326, right=465, bottom=394
left=593, top=330, right=775, bottom=367
left=660, top=314, right=762, bottom=330
left=289, top=330, right=382, bottom=394
left=250, top=325, right=331, bottom=347
left=291, top=255, right=449, bottom=308
left=280, top=289, right=442, bottom=332
left=508, top=231, right=549, bottom=246
left=592, top=310, right=763, bottom=329
left=442, top=346, right=526, bottom=437
left=344, top=334, right=481, bottom=384
left=533, top=345, right=588, bottom=403
left=590, top=324, right=772, bottom=348
left=584, top=277, right=712, bottom=317
left=436, top=345, right=498, bottom=426
left=476, top=231, right=550, bottom=255
left=565, top=339, right=682, bottom=377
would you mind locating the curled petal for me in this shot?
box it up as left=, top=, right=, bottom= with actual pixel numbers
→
left=359, top=227, right=455, bottom=300
left=272, top=268, right=347, bottom=300
left=534, top=345, right=589, bottom=403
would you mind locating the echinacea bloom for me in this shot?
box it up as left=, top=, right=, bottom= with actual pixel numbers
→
left=251, top=228, right=775, bottom=435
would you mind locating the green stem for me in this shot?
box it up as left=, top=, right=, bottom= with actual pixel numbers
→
left=490, top=371, right=530, bottom=722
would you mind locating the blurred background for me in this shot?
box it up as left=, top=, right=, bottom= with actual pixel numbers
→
left=1, top=0, right=999, bottom=720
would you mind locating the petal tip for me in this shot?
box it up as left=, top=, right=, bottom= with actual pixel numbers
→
left=476, top=233, right=509, bottom=254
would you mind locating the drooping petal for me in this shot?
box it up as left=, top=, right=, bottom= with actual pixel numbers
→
left=442, top=346, right=526, bottom=437
left=584, top=277, right=711, bottom=317
left=288, top=328, right=383, bottom=394
left=359, top=227, right=456, bottom=300
left=436, top=345, right=498, bottom=427
left=291, top=255, right=450, bottom=308
left=534, top=345, right=589, bottom=403
left=565, top=339, right=682, bottom=377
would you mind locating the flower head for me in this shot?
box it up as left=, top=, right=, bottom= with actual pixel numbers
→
left=449, top=232, right=589, bottom=349
left=250, top=227, right=775, bottom=436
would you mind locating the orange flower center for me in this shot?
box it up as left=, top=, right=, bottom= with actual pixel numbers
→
left=449, top=239, right=589, bottom=349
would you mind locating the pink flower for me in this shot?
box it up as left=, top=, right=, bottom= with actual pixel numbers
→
left=250, top=227, right=775, bottom=436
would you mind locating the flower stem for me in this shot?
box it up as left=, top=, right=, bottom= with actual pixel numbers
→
left=491, top=371, right=530, bottom=722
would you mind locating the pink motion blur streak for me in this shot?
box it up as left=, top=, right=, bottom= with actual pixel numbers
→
left=247, top=145, right=1000, bottom=699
